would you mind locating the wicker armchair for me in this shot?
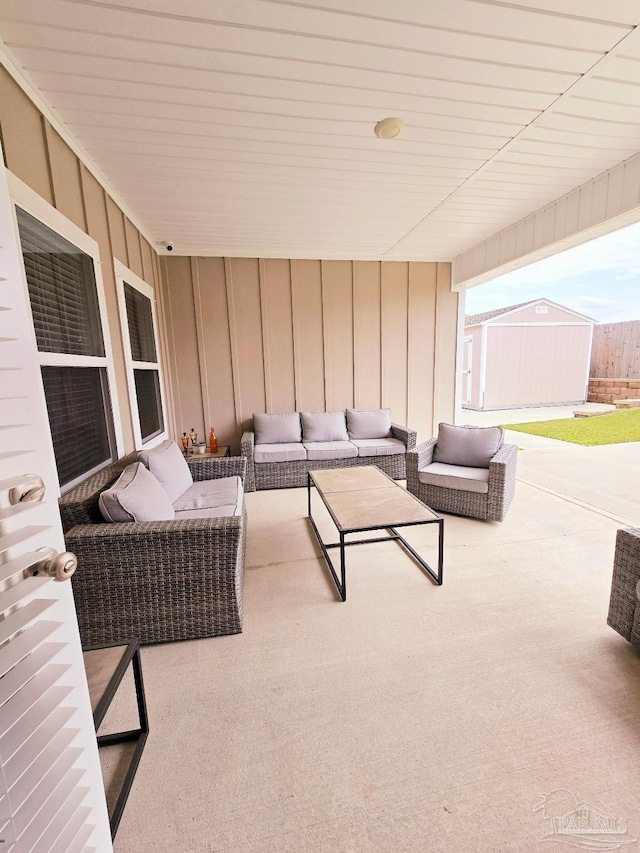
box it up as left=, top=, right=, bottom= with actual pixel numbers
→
left=607, top=528, right=640, bottom=648
left=60, top=454, right=247, bottom=647
left=406, top=436, right=517, bottom=522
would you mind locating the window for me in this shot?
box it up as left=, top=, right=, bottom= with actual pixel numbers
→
left=16, top=206, right=117, bottom=489
left=116, top=263, right=166, bottom=447
left=535, top=305, right=549, bottom=314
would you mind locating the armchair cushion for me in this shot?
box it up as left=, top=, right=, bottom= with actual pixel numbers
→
left=418, top=462, right=489, bottom=494
left=433, top=423, right=504, bottom=469
left=99, top=462, right=175, bottom=522
left=351, top=438, right=406, bottom=457
left=301, top=411, right=349, bottom=442
left=173, top=476, right=243, bottom=516
left=253, top=412, right=301, bottom=444
left=304, top=440, right=358, bottom=460
left=346, top=408, right=392, bottom=439
left=138, top=439, right=193, bottom=502
left=254, top=442, right=307, bottom=463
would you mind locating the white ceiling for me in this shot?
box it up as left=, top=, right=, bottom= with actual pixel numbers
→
left=2, top=0, right=640, bottom=260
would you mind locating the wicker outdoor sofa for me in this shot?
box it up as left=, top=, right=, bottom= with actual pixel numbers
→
left=608, top=528, right=640, bottom=648
left=240, top=409, right=417, bottom=491
left=60, top=447, right=247, bottom=647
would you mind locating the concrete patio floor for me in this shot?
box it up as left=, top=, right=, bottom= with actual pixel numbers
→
left=460, top=404, right=639, bottom=527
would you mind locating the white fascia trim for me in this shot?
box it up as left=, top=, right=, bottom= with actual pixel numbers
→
left=452, top=200, right=640, bottom=292
left=0, top=41, right=157, bottom=250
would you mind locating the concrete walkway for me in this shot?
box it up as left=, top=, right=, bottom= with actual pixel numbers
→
left=460, top=405, right=639, bottom=527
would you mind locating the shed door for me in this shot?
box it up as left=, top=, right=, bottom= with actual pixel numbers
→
left=0, top=152, right=112, bottom=851
left=462, top=336, right=473, bottom=406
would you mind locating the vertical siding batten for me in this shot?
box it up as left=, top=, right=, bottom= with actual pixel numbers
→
left=259, top=258, right=296, bottom=414
left=43, top=122, right=86, bottom=232
left=192, top=257, right=237, bottom=448
left=224, top=257, right=245, bottom=434
left=407, top=262, right=436, bottom=440
left=381, top=262, right=409, bottom=427
left=191, top=257, right=212, bottom=435
left=291, top=259, right=325, bottom=413
left=321, top=260, right=354, bottom=412
left=353, top=261, right=381, bottom=410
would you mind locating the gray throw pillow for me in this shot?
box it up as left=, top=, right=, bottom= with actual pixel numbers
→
left=253, top=412, right=301, bottom=444
left=432, top=423, right=504, bottom=469
left=301, top=411, right=349, bottom=442
left=99, top=463, right=175, bottom=522
left=346, top=408, right=392, bottom=439
left=137, top=439, right=193, bottom=502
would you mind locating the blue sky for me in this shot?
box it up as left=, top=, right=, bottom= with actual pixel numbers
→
left=465, top=221, right=640, bottom=324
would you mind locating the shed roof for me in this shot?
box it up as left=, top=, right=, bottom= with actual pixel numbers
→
left=465, top=298, right=595, bottom=327
left=465, top=301, right=532, bottom=326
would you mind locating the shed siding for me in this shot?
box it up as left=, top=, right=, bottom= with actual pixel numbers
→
left=491, top=304, right=586, bottom=325
left=483, top=324, right=592, bottom=408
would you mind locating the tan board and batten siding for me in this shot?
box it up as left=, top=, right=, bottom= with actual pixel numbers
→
left=0, top=61, right=459, bottom=454
left=464, top=301, right=594, bottom=411
left=0, top=64, right=163, bottom=454
left=161, top=258, right=456, bottom=451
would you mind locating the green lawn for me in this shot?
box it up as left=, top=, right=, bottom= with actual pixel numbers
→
left=502, top=408, right=640, bottom=446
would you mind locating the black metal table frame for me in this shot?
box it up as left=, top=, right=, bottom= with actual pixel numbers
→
left=88, top=639, right=149, bottom=839
left=307, top=472, right=444, bottom=601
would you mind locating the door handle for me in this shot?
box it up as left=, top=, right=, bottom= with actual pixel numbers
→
left=33, top=547, right=78, bottom=581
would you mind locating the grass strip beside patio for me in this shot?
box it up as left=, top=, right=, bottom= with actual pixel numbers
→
left=503, top=408, right=640, bottom=446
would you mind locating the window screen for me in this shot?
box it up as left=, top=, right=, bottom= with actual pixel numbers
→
left=42, top=366, right=113, bottom=486
left=17, top=207, right=104, bottom=356
left=133, top=369, right=163, bottom=442
left=125, top=283, right=157, bottom=362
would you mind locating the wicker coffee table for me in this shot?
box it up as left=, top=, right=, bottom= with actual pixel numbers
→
left=307, top=465, right=443, bottom=601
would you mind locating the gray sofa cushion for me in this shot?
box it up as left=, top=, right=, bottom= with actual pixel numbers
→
left=173, top=476, right=243, bottom=516
left=137, top=439, right=193, bottom=502
left=350, top=438, right=405, bottom=457
left=254, top=443, right=307, bottom=463
left=346, top=408, right=392, bottom=440
left=301, top=411, right=348, bottom=442
left=253, top=412, right=301, bottom=444
left=432, top=423, right=503, bottom=469
left=304, top=440, right=358, bottom=460
left=418, top=462, right=489, bottom=494
left=99, top=462, right=176, bottom=522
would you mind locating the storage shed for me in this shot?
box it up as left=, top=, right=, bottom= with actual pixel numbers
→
left=463, top=298, right=595, bottom=411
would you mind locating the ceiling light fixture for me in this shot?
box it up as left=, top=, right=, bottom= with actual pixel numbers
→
left=374, top=117, right=405, bottom=139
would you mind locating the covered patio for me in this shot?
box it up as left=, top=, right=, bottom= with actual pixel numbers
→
left=1, top=1, right=640, bottom=850
left=106, top=460, right=639, bottom=852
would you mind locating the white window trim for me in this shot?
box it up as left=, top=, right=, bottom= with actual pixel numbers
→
left=8, top=172, right=125, bottom=492
left=114, top=259, right=168, bottom=450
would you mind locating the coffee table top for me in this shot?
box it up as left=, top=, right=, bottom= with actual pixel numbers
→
left=309, top=466, right=440, bottom=531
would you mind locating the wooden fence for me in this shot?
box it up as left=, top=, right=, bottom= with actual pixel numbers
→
left=590, top=320, right=640, bottom=379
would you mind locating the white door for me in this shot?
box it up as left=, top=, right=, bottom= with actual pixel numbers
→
left=462, top=336, right=473, bottom=406
left=0, top=154, right=112, bottom=850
